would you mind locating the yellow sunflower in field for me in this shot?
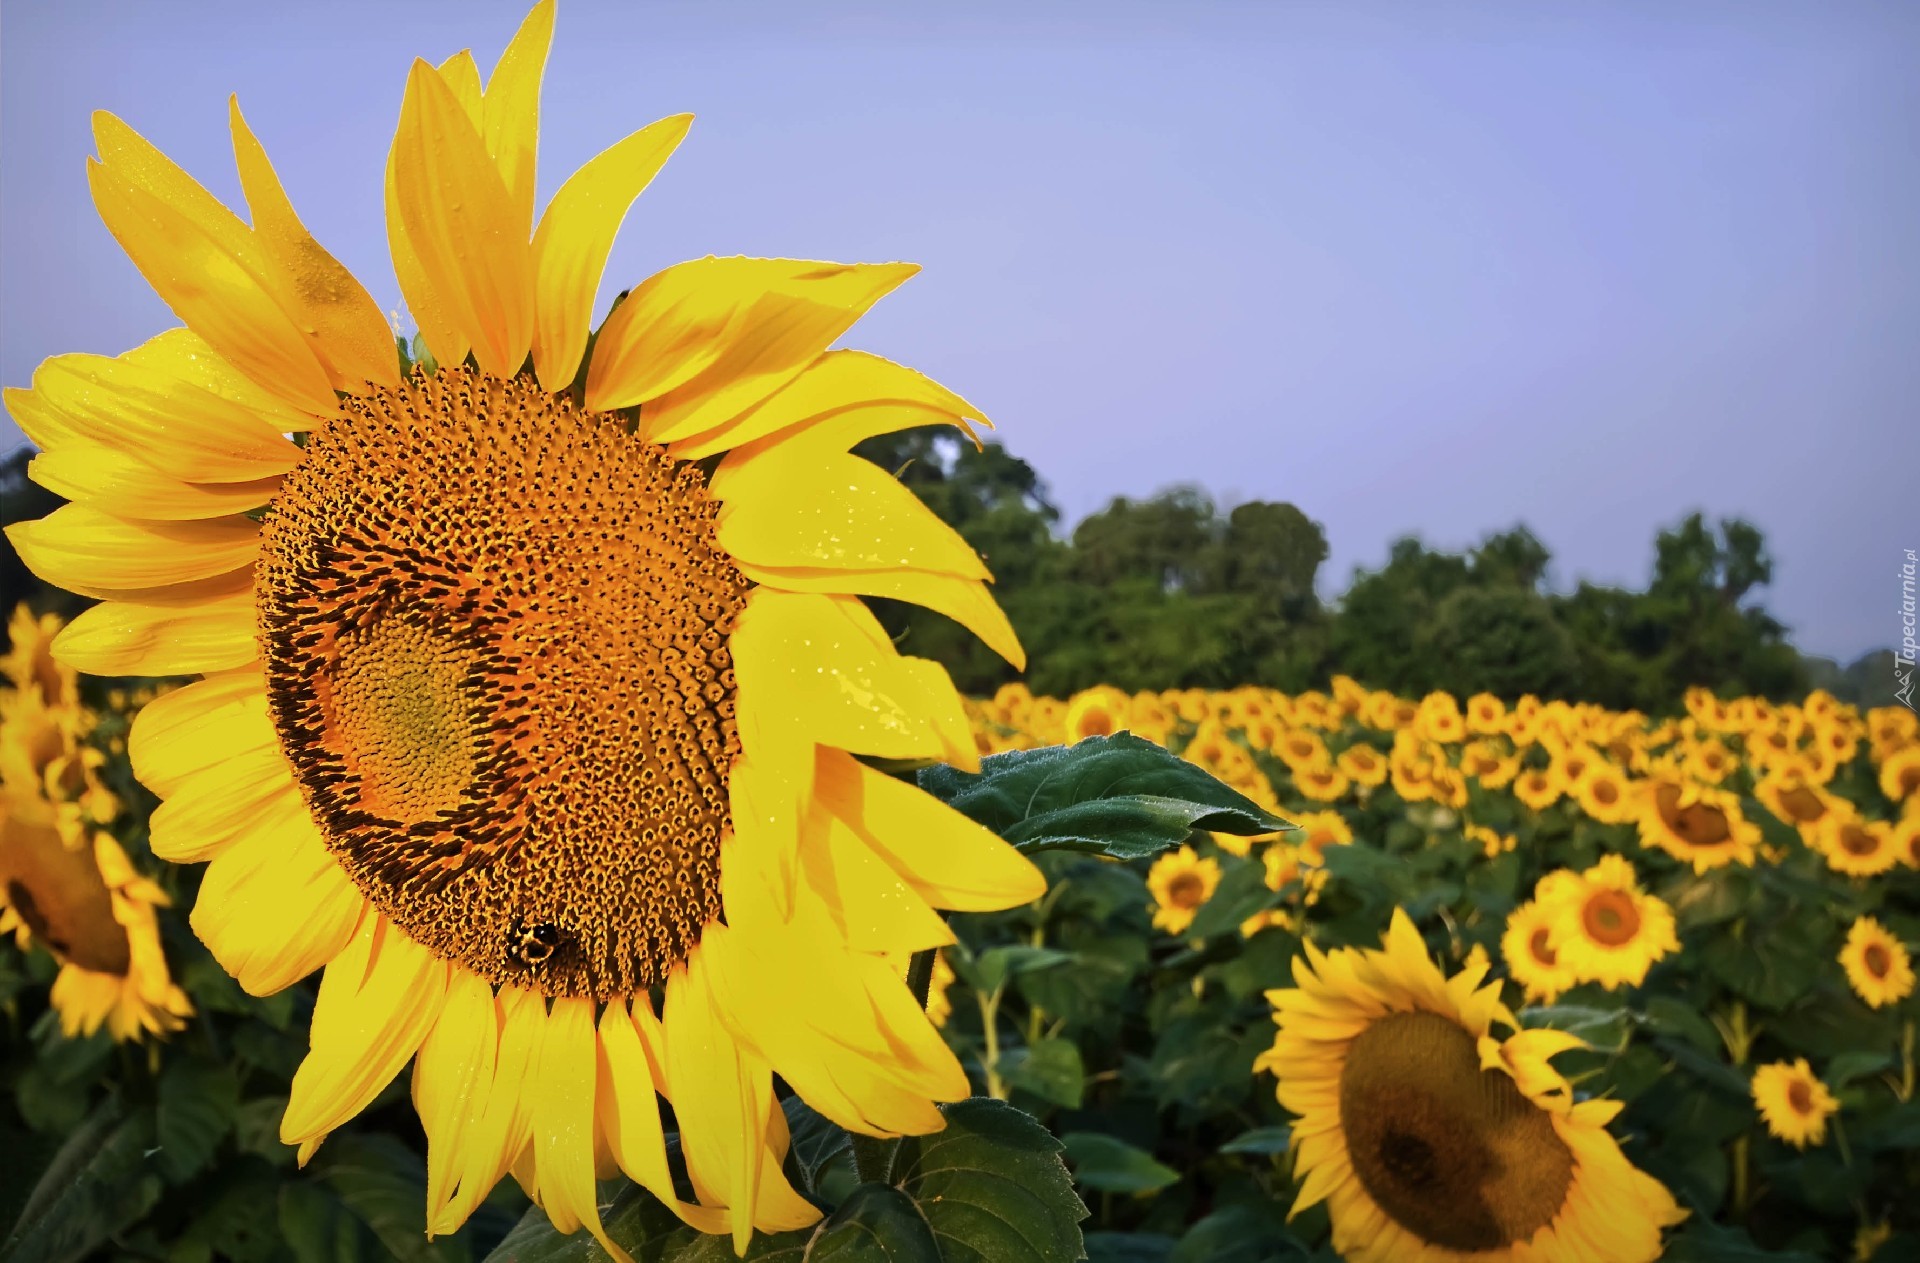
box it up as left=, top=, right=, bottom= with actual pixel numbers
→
left=1513, top=766, right=1564, bottom=812
left=1751, top=1059, right=1838, bottom=1149
left=1897, top=812, right=1920, bottom=869
left=1063, top=685, right=1130, bottom=742
left=5, top=5, right=1047, bottom=1252
left=1573, top=762, right=1638, bottom=825
left=1838, top=916, right=1914, bottom=1009
left=1879, top=745, right=1920, bottom=804
left=1755, top=769, right=1840, bottom=832
left=1637, top=776, right=1760, bottom=871
left=1812, top=816, right=1899, bottom=877
left=1464, top=692, right=1506, bottom=735
left=1502, top=899, right=1579, bottom=1005
left=1336, top=743, right=1388, bottom=788
left=1257, top=910, right=1684, bottom=1262
left=1292, top=762, right=1350, bottom=803
left=1147, top=845, right=1220, bottom=935
left=1537, top=855, right=1678, bottom=991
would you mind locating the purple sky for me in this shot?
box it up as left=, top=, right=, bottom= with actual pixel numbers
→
left=3, top=1, right=1913, bottom=662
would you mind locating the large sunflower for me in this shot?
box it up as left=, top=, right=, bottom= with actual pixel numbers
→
left=5, top=4, right=1047, bottom=1254
left=1256, top=911, right=1684, bottom=1262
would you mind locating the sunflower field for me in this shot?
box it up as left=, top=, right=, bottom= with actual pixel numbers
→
left=4, top=593, right=1917, bottom=1263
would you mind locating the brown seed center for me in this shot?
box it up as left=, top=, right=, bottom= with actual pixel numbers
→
left=256, top=368, right=749, bottom=1000
left=1581, top=890, right=1642, bottom=947
left=1863, top=943, right=1892, bottom=979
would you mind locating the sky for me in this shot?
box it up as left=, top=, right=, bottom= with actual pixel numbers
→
left=2, top=0, right=1913, bottom=663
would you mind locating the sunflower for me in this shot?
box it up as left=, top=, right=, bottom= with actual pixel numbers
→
left=1256, top=910, right=1684, bottom=1262
left=1415, top=692, right=1467, bottom=745
left=1063, top=685, right=1131, bottom=742
left=1466, top=823, right=1516, bottom=859
left=1464, top=692, right=1506, bottom=735
left=1573, top=762, right=1638, bottom=825
left=1751, top=1059, right=1839, bottom=1149
left=1292, top=762, right=1350, bottom=803
left=1336, top=743, right=1389, bottom=788
left=1512, top=766, right=1564, bottom=812
left=1813, top=816, right=1899, bottom=877
left=1755, top=769, right=1840, bottom=831
left=1637, top=776, right=1760, bottom=872
left=1838, top=916, right=1914, bottom=1009
left=1502, top=899, right=1580, bottom=1004
left=1147, top=845, right=1221, bottom=935
left=1879, top=745, right=1920, bottom=804
left=1537, top=855, right=1677, bottom=991
left=5, top=6, right=1049, bottom=1252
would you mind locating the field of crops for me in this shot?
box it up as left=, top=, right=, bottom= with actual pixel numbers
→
left=3, top=601, right=1917, bottom=1262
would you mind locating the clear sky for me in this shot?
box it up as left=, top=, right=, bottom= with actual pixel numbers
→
left=2, top=1, right=1913, bottom=662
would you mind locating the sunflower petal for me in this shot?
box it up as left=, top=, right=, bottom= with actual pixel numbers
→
left=391, top=60, right=536, bottom=378
left=229, top=98, right=399, bottom=393
left=52, top=576, right=259, bottom=676
left=482, top=0, right=555, bottom=236
left=584, top=258, right=915, bottom=419
left=530, top=115, right=692, bottom=391
left=415, top=969, right=498, bottom=1225
left=282, top=915, right=449, bottom=1145
left=29, top=352, right=301, bottom=483
left=122, top=328, right=320, bottom=433
left=597, top=1003, right=733, bottom=1235
left=432, top=986, right=546, bottom=1236
left=437, top=51, right=485, bottom=128
left=128, top=669, right=273, bottom=798
left=7, top=505, right=257, bottom=601
left=670, top=349, right=986, bottom=462
left=87, top=158, right=336, bottom=416
left=530, top=997, right=629, bottom=1260
left=148, top=748, right=299, bottom=862
left=191, top=806, right=365, bottom=995
left=737, top=560, right=1022, bottom=669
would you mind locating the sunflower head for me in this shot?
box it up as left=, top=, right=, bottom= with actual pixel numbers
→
left=1839, top=916, right=1915, bottom=1009
left=1063, top=685, right=1131, bottom=742
left=1258, top=910, right=1683, bottom=1262
left=1751, top=1059, right=1839, bottom=1149
left=1147, top=845, right=1221, bottom=935
left=1535, top=855, right=1678, bottom=992
left=1636, top=776, right=1759, bottom=871
left=1814, top=815, right=1899, bottom=877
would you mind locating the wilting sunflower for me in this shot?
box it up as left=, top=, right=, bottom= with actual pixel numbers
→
left=1147, top=845, right=1221, bottom=935
left=5, top=5, right=1049, bottom=1252
left=1536, top=855, right=1678, bottom=991
left=1838, top=916, right=1914, bottom=1009
left=1812, top=815, right=1899, bottom=877
left=1751, top=1059, right=1839, bottom=1149
left=1256, top=910, right=1684, bottom=1262
left=1637, top=776, right=1760, bottom=871
left=1502, top=899, right=1579, bottom=1005
left=1062, top=685, right=1130, bottom=742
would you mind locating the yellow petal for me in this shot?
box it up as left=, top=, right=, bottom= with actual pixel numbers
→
left=191, top=806, right=364, bottom=995
left=7, top=505, right=258, bottom=601
left=530, top=115, right=692, bottom=391
left=87, top=158, right=336, bottom=416
left=729, top=590, right=939, bottom=763
left=814, top=749, right=1045, bottom=912
left=714, top=447, right=988, bottom=579
left=52, top=575, right=259, bottom=676
left=806, top=809, right=954, bottom=954
left=529, top=997, right=630, bottom=1260
left=128, top=669, right=272, bottom=798
left=595, top=1003, right=734, bottom=1235
left=282, top=915, right=449, bottom=1144
left=482, top=0, right=555, bottom=237
left=387, top=154, right=470, bottom=370
left=391, top=60, right=535, bottom=377
left=584, top=258, right=915, bottom=419
left=91, top=110, right=275, bottom=288
left=415, top=970, right=498, bottom=1224
left=670, top=349, right=986, bottom=462
left=29, top=447, right=280, bottom=522
left=229, top=98, right=400, bottom=393
left=737, top=560, right=1022, bottom=669
left=122, top=327, right=319, bottom=433
left=432, top=986, right=546, bottom=1236
left=30, top=352, right=301, bottom=483
left=148, top=747, right=299, bottom=863
left=437, top=51, right=485, bottom=128
left=895, top=656, right=979, bottom=773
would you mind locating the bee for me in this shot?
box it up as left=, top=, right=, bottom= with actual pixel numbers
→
left=506, top=920, right=565, bottom=970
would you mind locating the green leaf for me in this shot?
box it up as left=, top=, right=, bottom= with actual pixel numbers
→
left=1059, top=1133, right=1178, bottom=1195
left=958, top=945, right=1075, bottom=997
left=1660, top=1219, right=1824, bottom=1263
left=1700, top=924, right=1825, bottom=1010
left=1170, top=1203, right=1305, bottom=1263
left=783, top=1095, right=854, bottom=1203
left=1001, top=1038, right=1086, bottom=1110
left=154, top=1058, right=241, bottom=1184
left=917, top=734, right=1290, bottom=861
left=313, top=1134, right=468, bottom=1263
left=280, top=1182, right=381, bottom=1263
left=1181, top=861, right=1273, bottom=941
left=1640, top=996, right=1722, bottom=1055
left=887, top=1097, right=1087, bottom=1262
left=1217, top=1126, right=1291, bottom=1156
left=1, top=1098, right=164, bottom=1263
left=805, top=1184, right=940, bottom=1261
left=1519, top=1004, right=1632, bottom=1053
left=1084, top=1233, right=1176, bottom=1263
left=1825, top=1050, right=1893, bottom=1087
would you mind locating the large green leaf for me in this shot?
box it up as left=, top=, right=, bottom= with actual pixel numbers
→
left=314, top=1134, right=469, bottom=1263
left=0, top=1098, right=164, bottom=1263
left=917, top=735, right=1290, bottom=861
left=1001, top=1038, right=1086, bottom=1109
left=1058, top=1133, right=1178, bottom=1196
left=154, top=1058, right=241, bottom=1183
left=804, top=1185, right=940, bottom=1262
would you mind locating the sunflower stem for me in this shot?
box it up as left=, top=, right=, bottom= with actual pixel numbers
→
left=1731, top=1132, right=1751, bottom=1218
left=978, top=986, right=1008, bottom=1100
left=1897, top=1021, right=1915, bottom=1103
left=849, top=1133, right=898, bottom=1186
